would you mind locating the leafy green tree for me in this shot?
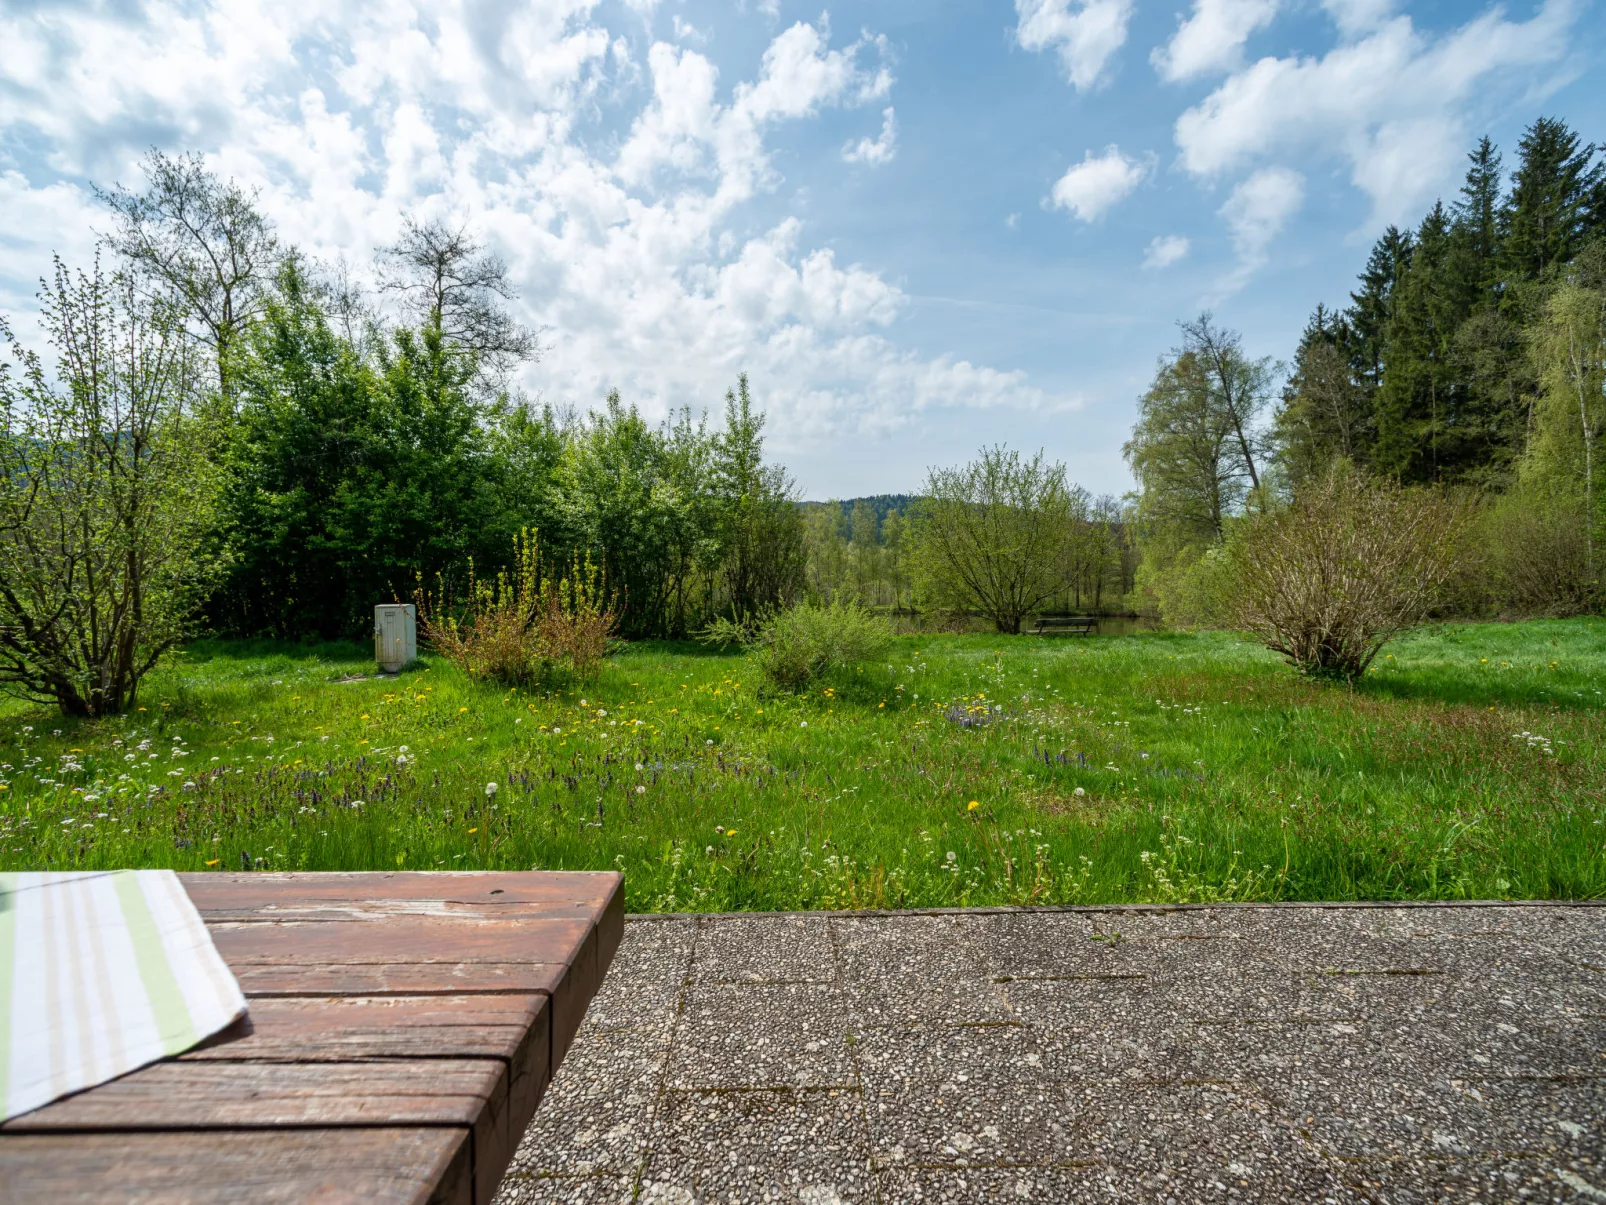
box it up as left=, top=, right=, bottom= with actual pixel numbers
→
left=558, top=392, right=681, bottom=638
left=1525, top=253, right=1606, bottom=592
left=849, top=499, right=881, bottom=600
left=216, top=260, right=517, bottom=636
left=0, top=261, right=223, bottom=715
left=910, top=446, right=1079, bottom=634
left=1179, top=313, right=1274, bottom=495
left=712, top=375, right=804, bottom=619
left=880, top=508, right=909, bottom=611
left=804, top=503, right=850, bottom=602
left=1125, top=350, right=1239, bottom=541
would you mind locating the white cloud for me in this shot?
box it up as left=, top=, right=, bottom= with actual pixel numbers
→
left=843, top=108, right=897, bottom=166
left=1174, top=0, right=1577, bottom=227
left=1049, top=146, right=1151, bottom=222
left=1152, top=0, right=1279, bottom=82
left=1216, top=166, right=1303, bottom=293
left=1015, top=0, right=1133, bottom=91
left=1322, top=0, right=1394, bottom=36
left=0, top=3, right=1063, bottom=455
left=1142, top=234, right=1190, bottom=269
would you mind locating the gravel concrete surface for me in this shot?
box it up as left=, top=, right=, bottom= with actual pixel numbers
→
left=492, top=904, right=1606, bottom=1204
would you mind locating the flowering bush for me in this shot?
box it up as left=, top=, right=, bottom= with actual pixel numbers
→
left=416, top=530, right=615, bottom=686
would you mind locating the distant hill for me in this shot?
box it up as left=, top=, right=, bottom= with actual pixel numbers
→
left=797, top=494, right=917, bottom=525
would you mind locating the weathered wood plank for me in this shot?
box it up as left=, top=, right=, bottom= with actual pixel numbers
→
left=207, top=916, right=593, bottom=966
left=180, top=993, right=554, bottom=1162
left=179, top=871, right=621, bottom=916
left=3, top=1059, right=504, bottom=1132
left=225, top=959, right=566, bottom=998
left=0, top=1127, right=472, bottom=1205
left=181, top=993, right=544, bottom=1063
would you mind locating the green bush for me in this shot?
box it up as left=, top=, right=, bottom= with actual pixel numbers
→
left=702, top=598, right=894, bottom=691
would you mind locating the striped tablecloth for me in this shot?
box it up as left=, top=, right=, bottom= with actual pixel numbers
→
left=0, top=870, right=247, bottom=1122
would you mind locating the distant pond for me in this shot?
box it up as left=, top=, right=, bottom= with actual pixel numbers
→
left=891, top=612, right=1162, bottom=637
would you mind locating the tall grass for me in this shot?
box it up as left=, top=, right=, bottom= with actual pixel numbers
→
left=1, top=619, right=1601, bottom=910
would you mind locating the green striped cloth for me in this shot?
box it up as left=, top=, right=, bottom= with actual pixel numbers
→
left=0, top=870, right=246, bottom=1121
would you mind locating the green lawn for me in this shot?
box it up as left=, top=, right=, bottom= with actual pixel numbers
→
left=2, top=619, right=1602, bottom=911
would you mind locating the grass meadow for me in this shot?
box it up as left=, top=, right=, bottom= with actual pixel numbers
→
left=1, top=619, right=1602, bottom=911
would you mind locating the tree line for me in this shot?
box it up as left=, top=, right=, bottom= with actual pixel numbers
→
left=0, top=152, right=806, bottom=714
left=1128, top=116, right=1606, bottom=620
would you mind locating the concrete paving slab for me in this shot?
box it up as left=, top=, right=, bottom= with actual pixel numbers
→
left=495, top=904, right=1606, bottom=1205
left=668, top=982, right=857, bottom=1090
left=643, top=1088, right=874, bottom=1204
left=690, top=915, right=836, bottom=984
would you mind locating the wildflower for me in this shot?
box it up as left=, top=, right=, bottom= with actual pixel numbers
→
left=468, top=827, right=478, bottom=834
left=967, top=800, right=980, bottom=811
left=459, top=707, right=468, bottom=713
left=1074, top=787, right=1087, bottom=797
left=205, top=859, right=220, bottom=867
left=636, top=785, right=646, bottom=794
left=597, top=709, right=608, bottom=717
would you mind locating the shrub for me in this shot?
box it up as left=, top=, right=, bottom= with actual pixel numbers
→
left=702, top=598, right=894, bottom=691
left=0, top=262, right=223, bottom=717
left=1483, top=480, right=1598, bottom=616
left=1224, top=467, right=1471, bottom=680
left=416, top=530, right=614, bottom=686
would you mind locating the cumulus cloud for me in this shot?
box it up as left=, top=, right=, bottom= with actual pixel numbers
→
left=843, top=107, right=897, bottom=165
left=0, top=3, right=1062, bottom=455
left=1216, top=166, right=1303, bottom=293
left=1152, top=0, right=1280, bottom=82
left=1015, top=0, right=1133, bottom=91
left=1049, top=145, right=1151, bottom=222
left=1173, top=0, right=1577, bottom=227
left=1142, top=234, right=1190, bottom=270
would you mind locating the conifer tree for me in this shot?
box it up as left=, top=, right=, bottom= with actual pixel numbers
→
left=1500, top=118, right=1603, bottom=293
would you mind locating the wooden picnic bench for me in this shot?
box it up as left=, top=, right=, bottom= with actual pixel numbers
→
left=0, top=870, right=623, bottom=1205
left=1031, top=615, right=1096, bottom=636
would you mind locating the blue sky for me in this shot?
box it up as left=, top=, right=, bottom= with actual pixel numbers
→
left=2, top=0, right=1602, bottom=499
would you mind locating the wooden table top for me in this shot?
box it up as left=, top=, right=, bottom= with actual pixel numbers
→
left=0, top=870, right=624, bottom=1205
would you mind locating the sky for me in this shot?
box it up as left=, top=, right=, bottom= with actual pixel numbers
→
left=1, top=0, right=1602, bottom=500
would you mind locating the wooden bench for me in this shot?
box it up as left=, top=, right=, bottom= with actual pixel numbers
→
left=1031, top=616, right=1096, bottom=636
left=0, top=870, right=623, bottom=1205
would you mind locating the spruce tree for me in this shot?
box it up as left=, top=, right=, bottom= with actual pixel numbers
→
left=1346, top=226, right=1413, bottom=400
left=1449, top=136, right=1503, bottom=311
left=1375, top=204, right=1462, bottom=482
left=1500, top=118, right=1603, bottom=292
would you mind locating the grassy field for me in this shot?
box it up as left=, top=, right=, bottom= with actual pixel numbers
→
left=1, top=619, right=1602, bottom=911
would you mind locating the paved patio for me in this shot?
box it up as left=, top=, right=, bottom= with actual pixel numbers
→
left=492, top=903, right=1606, bottom=1204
